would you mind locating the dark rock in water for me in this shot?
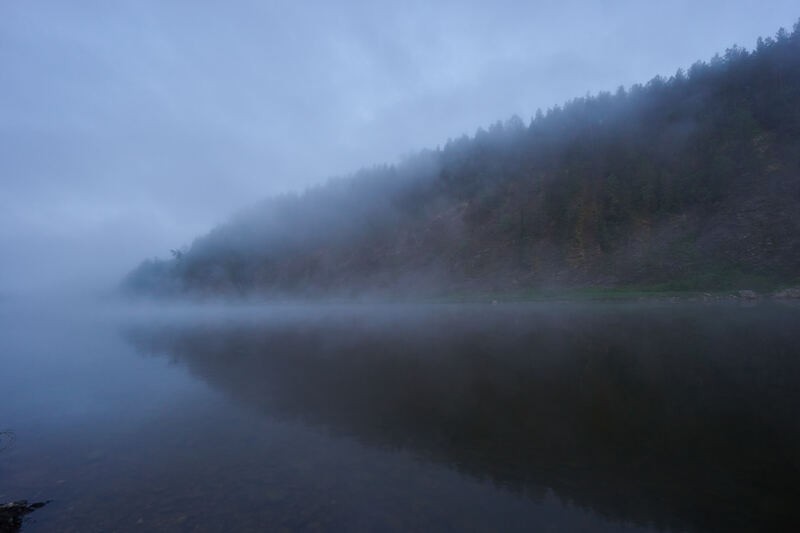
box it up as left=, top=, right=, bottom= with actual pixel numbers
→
left=0, top=501, right=48, bottom=533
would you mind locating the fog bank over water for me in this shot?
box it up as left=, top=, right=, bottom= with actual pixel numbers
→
left=2, top=1, right=799, bottom=293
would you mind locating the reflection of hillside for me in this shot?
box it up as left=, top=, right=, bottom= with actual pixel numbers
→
left=126, top=304, right=800, bottom=533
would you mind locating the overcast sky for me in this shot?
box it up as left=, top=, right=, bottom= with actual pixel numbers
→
left=1, top=0, right=797, bottom=292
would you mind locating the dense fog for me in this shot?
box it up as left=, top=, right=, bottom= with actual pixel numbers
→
left=2, top=1, right=799, bottom=295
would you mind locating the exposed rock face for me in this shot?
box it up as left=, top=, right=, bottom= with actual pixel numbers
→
left=774, top=287, right=800, bottom=299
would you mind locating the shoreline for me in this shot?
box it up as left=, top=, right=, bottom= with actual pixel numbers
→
left=430, top=286, right=800, bottom=304
left=107, top=285, right=800, bottom=307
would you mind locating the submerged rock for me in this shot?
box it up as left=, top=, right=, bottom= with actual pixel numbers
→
left=0, top=501, right=48, bottom=533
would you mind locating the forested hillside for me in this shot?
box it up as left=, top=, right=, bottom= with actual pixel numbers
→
left=125, top=22, right=800, bottom=298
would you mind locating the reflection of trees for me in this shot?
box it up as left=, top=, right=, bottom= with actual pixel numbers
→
left=126, top=304, right=800, bottom=533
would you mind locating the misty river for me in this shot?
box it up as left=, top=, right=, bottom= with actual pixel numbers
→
left=1, top=300, right=799, bottom=532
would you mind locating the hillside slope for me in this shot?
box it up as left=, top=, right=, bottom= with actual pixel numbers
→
left=125, top=22, right=800, bottom=298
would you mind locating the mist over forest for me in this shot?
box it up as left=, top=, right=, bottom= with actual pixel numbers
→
left=124, top=21, right=800, bottom=298
left=6, top=6, right=800, bottom=533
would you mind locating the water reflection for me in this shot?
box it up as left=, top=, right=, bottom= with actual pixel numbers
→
left=126, top=303, right=800, bottom=533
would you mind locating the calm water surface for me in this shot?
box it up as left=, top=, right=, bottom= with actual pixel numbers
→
left=1, top=300, right=799, bottom=532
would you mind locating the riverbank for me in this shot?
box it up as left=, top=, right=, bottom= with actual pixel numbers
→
left=432, top=285, right=800, bottom=304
